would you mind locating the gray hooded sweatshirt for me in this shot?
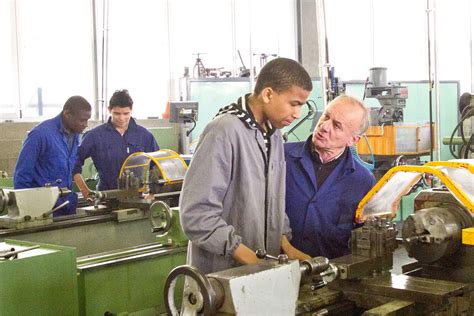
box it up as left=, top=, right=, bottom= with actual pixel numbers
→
left=179, top=94, right=290, bottom=274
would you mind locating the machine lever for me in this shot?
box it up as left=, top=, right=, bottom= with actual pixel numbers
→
left=255, top=249, right=289, bottom=264
left=42, top=200, right=70, bottom=218
left=0, top=245, right=40, bottom=260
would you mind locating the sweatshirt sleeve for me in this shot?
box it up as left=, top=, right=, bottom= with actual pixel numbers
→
left=179, top=125, right=241, bottom=257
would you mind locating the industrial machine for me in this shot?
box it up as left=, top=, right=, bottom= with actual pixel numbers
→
left=165, top=159, right=474, bottom=315
left=0, top=186, right=71, bottom=229
left=0, top=149, right=190, bottom=315
left=169, top=101, right=199, bottom=154
left=445, top=92, right=474, bottom=159
left=164, top=254, right=338, bottom=315
left=364, top=67, right=408, bottom=125
left=357, top=67, right=435, bottom=178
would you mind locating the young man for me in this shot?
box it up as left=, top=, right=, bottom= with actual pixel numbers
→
left=73, top=89, right=159, bottom=198
left=14, top=95, right=92, bottom=216
left=285, top=95, right=376, bottom=259
left=180, top=57, right=313, bottom=274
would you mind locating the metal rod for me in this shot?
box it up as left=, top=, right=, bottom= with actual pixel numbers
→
left=12, top=0, right=22, bottom=117
left=43, top=200, right=70, bottom=218
left=248, top=2, right=254, bottom=92
left=100, top=0, right=109, bottom=123
left=0, top=245, right=41, bottom=259
left=433, top=0, right=442, bottom=161
left=316, top=0, right=328, bottom=109
left=91, top=0, right=100, bottom=121
left=426, top=0, right=435, bottom=162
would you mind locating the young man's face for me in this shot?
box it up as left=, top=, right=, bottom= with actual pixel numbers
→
left=63, top=109, right=91, bottom=134
left=110, top=106, right=132, bottom=130
left=312, top=100, right=364, bottom=152
left=262, top=86, right=310, bottom=129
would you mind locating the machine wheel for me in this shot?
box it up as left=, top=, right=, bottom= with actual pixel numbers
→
left=164, top=265, right=221, bottom=316
left=0, top=189, right=8, bottom=216
left=149, top=201, right=172, bottom=236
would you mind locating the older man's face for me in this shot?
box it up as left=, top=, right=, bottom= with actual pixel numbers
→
left=312, top=100, right=364, bottom=152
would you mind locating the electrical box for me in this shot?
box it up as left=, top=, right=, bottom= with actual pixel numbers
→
left=169, top=101, right=199, bottom=123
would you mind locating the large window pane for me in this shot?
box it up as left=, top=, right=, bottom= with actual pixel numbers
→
left=16, top=0, right=93, bottom=119
left=0, top=1, right=19, bottom=118
left=106, top=0, right=170, bottom=119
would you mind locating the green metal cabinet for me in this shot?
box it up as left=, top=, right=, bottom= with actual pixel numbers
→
left=77, top=247, right=186, bottom=315
left=0, top=239, right=78, bottom=316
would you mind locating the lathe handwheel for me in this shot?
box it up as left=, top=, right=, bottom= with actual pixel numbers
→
left=164, top=265, right=220, bottom=316
left=149, top=201, right=172, bottom=236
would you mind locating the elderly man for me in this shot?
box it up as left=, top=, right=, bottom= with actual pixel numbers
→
left=285, top=95, right=376, bottom=259
left=14, top=95, right=92, bottom=216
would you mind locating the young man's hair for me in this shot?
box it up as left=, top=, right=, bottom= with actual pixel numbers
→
left=109, top=89, right=134, bottom=110
left=62, top=95, right=92, bottom=115
left=254, top=57, right=313, bottom=95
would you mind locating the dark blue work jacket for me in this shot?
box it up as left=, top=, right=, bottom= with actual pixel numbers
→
left=284, top=138, right=376, bottom=259
left=14, top=114, right=79, bottom=216
left=73, top=117, right=159, bottom=191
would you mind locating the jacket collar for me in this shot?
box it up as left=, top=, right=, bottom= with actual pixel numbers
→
left=215, top=94, right=275, bottom=136
left=289, top=135, right=357, bottom=173
left=105, top=116, right=137, bottom=132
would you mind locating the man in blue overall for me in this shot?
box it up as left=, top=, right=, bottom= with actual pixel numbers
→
left=73, top=89, right=159, bottom=198
left=285, top=95, right=376, bottom=259
left=14, top=95, right=92, bottom=216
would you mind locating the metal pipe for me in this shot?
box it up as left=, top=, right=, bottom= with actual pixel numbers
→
left=248, top=1, right=255, bottom=92
left=166, top=0, right=173, bottom=103
left=37, top=87, right=43, bottom=116
left=231, top=0, right=238, bottom=77
left=315, top=0, right=328, bottom=109
left=433, top=0, right=442, bottom=161
left=12, top=0, right=22, bottom=117
left=426, top=0, right=435, bottom=162
left=91, top=0, right=100, bottom=120
left=100, top=0, right=109, bottom=123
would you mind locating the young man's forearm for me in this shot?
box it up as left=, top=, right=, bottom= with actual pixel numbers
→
left=73, top=173, right=90, bottom=199
left=281, top=235, right=311, bottom=261
left=232, top=243, right=261, bottom=264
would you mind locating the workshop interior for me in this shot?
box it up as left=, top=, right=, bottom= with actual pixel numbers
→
left=1, top=0, right=474, bottom=315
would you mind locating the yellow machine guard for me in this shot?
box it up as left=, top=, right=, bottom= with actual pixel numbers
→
left=119, top=149, right=188, bottom=192
left=355, top=160, right=474, bottom=223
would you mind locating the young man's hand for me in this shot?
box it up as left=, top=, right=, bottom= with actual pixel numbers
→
left=232, top=243, right=262, bottom=264
left=281, top=235, right=311, bottom=261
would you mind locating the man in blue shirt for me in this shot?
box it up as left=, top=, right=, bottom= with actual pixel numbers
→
left=285, top=95, right=376, bottom=259
left=14, top=95, right=92, bottom=216
left=73, top=89, right=159, bottom=198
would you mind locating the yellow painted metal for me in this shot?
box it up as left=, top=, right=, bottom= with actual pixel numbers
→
left=425, top=161, right=474, bottom=173
left=149, top=150, right=188, bottom=185
left=119, top=150, right=188, bottom=192
left=462, top=227, right=474, bottom=245
left=355, top=162, right=474, bottom=222
left=356, top=123, right=435, bottom=156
